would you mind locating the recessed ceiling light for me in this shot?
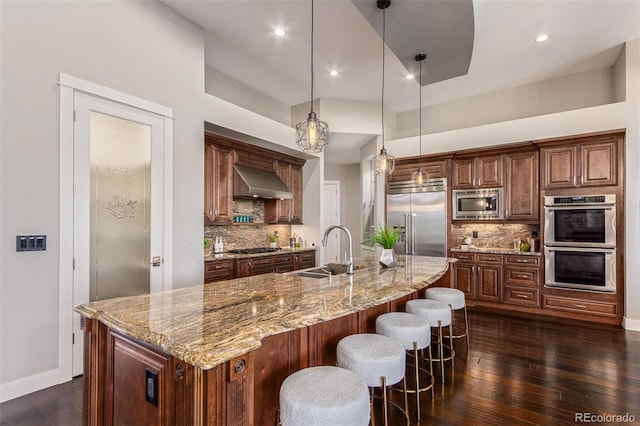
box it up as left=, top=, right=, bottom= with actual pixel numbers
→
left=406, top=74, right=415, bottom=80
left=329, top=70, right=339, bottom=77
left=274, top=28, right=286, bottom=37
left=535, top=34, right=550, bottom=43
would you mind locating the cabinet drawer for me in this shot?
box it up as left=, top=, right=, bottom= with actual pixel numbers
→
left=505, top=255, right=540, bottom=266
left=543, top=295, right=618, bottom=317
left=452, top=252, right=475, bottom=262
left=205, top=259, right=234, bottom=273
left=504, top=286, right=540, bottom=307
left=477, top=254, right=503, bottom=263
left=504, top=267, right=539, bottom=287
left=273, top=254, right=294, bottom=272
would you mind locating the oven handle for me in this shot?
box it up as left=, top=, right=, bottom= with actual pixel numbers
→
left=544, top=246, right=616, bottom=254
left=544, top=205, right=615, bottom=210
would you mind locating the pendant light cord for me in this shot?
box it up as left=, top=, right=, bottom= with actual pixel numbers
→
left=310, top=0, right=315, bottom=114
left=418, top=58, right=422, bottom=167
left=381, top=7, right=386, bottom=150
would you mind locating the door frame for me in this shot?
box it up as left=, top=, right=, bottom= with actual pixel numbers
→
left=58, top=73, right=173, bottom=383
left=322, top=180, right=341, bottom=264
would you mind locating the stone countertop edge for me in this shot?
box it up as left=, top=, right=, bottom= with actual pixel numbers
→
left=450, top=247, right=542, bottom=256
left=204, top=246, right=317, bottom=261
left=75, top=255, right=453, bottom=371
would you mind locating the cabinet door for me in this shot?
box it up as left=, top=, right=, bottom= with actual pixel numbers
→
left=541, top=145, right=577, bottom=189
left=452, top=159, right=475, bottom=189
left=477, top=264, right=502, bottom=302
left=453, top=263, right=476, bottom=298
left=204, top=143, right=235, bottom=224
left=476, top=155, right=503, bottom=188
left=580, top=141, right=617, bottom=187
left=505, top=151, right=539, bottom=221
left=235, top=259, right=251, bottom=278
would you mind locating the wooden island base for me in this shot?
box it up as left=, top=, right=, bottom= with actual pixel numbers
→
left=81, top=287, right=442, bottom=425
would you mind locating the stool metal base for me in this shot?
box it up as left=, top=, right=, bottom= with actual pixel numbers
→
left=370, top=376, right=410, bottom=426
left=391, top=343, right=435, bottom=421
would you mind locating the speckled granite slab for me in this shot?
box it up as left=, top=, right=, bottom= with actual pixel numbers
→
left=75, top=255, right=452, bottom=370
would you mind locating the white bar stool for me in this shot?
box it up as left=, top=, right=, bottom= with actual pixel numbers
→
left=337, top=333, right=410, bottom=426
left=406, top=299, right=455, bottom=384
left=425, top=287, right=470, bottom=351
left=278, top=366, right=370, bottom=426
left=375, top=312, right=434, bottom=421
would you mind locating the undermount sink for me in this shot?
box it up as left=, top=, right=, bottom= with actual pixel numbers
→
left=289, top=264, right=350, bottom=279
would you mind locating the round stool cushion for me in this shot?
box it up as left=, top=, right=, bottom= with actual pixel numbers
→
left=425, top=287, right=466, bottom=310
left=406, top=299, right=452, bottom=327
left=337, top=333, right=406, bottom=387
left=279, top=366, right=370, bottom=426
left=376, top=312, right=431, bottom=351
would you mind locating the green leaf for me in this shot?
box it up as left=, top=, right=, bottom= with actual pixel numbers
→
left=372, top=225, right=399, bottom=249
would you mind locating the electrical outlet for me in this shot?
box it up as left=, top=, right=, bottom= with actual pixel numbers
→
left=472, top=230, right=478, bottom=238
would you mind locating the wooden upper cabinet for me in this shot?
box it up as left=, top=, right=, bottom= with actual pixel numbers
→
left=388, top=159, right=449, bottom=182
left=505, top=150, right=539, bottom=222
left=539, top=132, right=621, bottom=190
left=453, top=155, right=503, bottom=189
left=204, top=142, right=236, bottom=225
left=265, top=161, right=303, bottom=224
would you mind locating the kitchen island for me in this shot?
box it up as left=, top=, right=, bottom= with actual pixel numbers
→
left=76, top=254, right=452, bottom=425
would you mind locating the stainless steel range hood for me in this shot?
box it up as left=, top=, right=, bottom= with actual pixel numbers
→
left=233, top=165, right=293, bottom=200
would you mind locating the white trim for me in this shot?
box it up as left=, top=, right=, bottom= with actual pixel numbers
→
left=58, top=83, right=74, bottom=383
left=0, top=369, right=61, bottom=403
left=58, top=74, right=174, bottom=118
left=162, top=116, right=173, bottom=291
left=58, top=74, right=174, bottom=386
left=623, top=317, right=640, bottom=331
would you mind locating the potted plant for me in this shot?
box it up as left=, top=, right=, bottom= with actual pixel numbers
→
left=373, top=225, right=399, bottom=268
left=266, top=233, right=277, bottom=248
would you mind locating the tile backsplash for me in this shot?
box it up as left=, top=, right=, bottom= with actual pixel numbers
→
left=457, top=223, right=540, bottom=250
left=204, top=199, right=292, bottom=256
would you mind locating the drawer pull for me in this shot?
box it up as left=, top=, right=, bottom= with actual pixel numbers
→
left=516, top=274, right=528, bottom=278
left=516, top=259, right=528, bottom=263
left=486, top=257, right=496, bottom=261
left=573, top=304, right=587, bottom=309
left=215, top=265, right=223, bottom=269
left=516, top=294, right=529, bottom=298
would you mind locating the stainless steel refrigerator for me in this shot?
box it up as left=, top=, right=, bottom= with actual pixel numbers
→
left=387, top=178, right=447, bottom=257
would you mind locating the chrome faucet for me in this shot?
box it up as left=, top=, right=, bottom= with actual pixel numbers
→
left=322, top=225, right=354, bottom=275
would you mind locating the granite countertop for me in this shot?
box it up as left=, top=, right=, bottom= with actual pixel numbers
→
left=204, top=246, right=316, bottom=261
left=75, top=255, right=452, bottom=370
left=450, top=246, right=542, bottom=256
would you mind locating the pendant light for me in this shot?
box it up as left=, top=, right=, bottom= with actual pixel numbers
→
left=295, top=0, right=329, bottom=153
left=412, top=53, right=429, bottom=186
left=372, top=0, right=395, bottom=176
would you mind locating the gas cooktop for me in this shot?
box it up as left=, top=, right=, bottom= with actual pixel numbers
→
left=227, top=247, right=281, bottom=255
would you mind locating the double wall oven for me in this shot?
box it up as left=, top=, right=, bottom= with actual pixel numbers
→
left=544, top=194, right=616, bottom=293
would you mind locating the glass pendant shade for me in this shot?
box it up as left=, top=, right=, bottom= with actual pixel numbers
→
left=372, top=147, right=395, bottom=176
left=412, top=166, right=428, bottom=185
left=296, top=111, right=329, bottom=153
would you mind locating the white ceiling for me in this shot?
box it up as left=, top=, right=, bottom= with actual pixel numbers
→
left=162, top=0, right=640, bottom=164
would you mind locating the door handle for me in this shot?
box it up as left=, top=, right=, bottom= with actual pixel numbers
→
left=152, top=256, right=162, bottom=267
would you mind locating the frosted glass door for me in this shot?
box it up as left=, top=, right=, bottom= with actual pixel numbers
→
left=89, top=112, right=151, bottom=300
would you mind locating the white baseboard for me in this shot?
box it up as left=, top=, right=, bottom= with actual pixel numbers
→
left=0, top=369, right=60, bottom=403
left=623, top=317, right=640, bottom=331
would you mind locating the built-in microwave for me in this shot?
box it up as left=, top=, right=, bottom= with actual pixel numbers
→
left=452, top=188, right=504, bottom=220
left=544, top=195, right=616, bottom=248
left=544, top=246, right=616, bottom=293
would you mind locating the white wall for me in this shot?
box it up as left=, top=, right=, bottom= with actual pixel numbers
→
left=395, top=66, right=617, bottom=139
left=0, top=0, right=316, bottom=401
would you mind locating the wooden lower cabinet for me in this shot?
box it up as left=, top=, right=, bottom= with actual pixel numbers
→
left=233, top=251, right=316, bottom=278
left=542, top=295, right=619, bottom=317
left=452, top=253, right=502, bottom=302
left=503, top=255, right=541, bottom=308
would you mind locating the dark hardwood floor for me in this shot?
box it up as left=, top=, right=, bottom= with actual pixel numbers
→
left=2, top=311, right=639, bottom=425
